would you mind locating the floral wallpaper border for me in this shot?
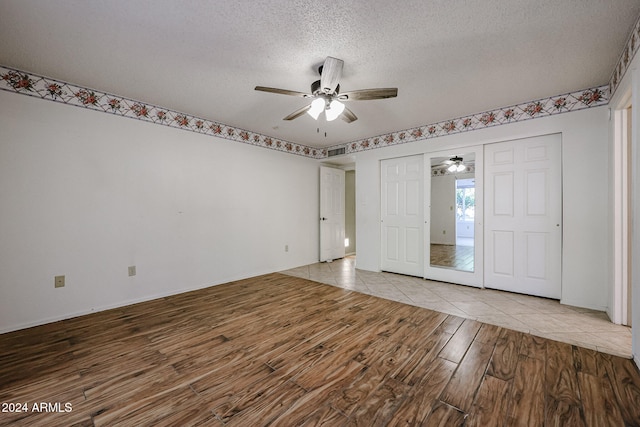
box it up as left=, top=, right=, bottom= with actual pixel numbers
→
left=332, top=85, right=609, bottom=155
left=0, top=65, right=611, bottom=159
left=610, top=12, right=640, bottom=97
left=0, top=66, right=326, bottom=159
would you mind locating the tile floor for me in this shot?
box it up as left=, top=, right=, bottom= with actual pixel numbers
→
left=281, top=256, right=633, bottom=358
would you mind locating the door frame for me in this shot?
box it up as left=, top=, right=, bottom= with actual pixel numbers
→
left=612, top=91, right=632, bottom=325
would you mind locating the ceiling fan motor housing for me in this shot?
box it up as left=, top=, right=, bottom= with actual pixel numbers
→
left=311, top=79, right=339, bottom=96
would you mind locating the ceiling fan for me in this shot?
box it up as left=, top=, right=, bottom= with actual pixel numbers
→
left=255, top=56, right=397, bottom=123
left=432, top=156, right=469, bottom=172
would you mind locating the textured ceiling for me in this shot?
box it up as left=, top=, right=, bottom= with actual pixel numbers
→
left=1, top=0, right=639, bottom=148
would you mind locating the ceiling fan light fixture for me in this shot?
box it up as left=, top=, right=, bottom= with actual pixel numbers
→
left=325, top=100, right=345, bottom=121
left=307, top=98, right=325, bottom=120
left=447, top=156, right=465, bottom=173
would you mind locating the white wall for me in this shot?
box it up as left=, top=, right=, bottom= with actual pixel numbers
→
left=430, top=174, right=456, bottom=245
left=0, top=90, right=320, bottom=333
left=355, top=106, right=609, bottom=311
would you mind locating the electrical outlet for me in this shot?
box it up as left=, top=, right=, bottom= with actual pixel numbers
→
left=128, top=266, right=136, bottom=277
left=54, top=275, right=65, bottom=288
left=285, top=245, right=289, bottom=252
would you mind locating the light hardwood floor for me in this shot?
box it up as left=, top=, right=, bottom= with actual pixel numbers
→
left=430, top=244, right=474, bottom=272
left=1, top=273, right=639, bottom=426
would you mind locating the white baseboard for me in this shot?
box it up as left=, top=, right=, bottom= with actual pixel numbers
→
left=559, top=298, right=607, bottom=313
left=0, top=281, right=219, bottom=335
left=0, top=265, right=305, bottom=335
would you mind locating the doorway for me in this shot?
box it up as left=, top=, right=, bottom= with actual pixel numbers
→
left=345, top=170, right=356, bottom=256
left=319, top=162, right=356, bottom=263
left=319, top=166, right=345, bottom=262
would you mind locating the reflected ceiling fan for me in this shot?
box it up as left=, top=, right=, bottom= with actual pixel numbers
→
left=255, top=56, right=397, bottom=123
left=432, top=156, right=468, bottom=172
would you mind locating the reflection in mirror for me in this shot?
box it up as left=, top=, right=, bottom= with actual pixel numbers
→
left=430, top=154, right=475, bottom=272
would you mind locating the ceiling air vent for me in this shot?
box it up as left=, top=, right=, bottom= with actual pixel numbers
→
left=328, top=147, right=346, bottom=157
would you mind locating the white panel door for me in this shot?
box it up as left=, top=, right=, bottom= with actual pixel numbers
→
left=484, top=134, right=562, bottom=299
left=320, top=166, right=345, bottom=262
left=381, top=155, right=424, bottom=276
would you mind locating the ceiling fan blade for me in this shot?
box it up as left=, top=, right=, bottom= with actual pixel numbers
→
left=340, top=106, right=358, bottom=123
left=255, top=86, right=311, bottom=98
left=320, top=57, right=343, bottom=94
left=432, top=163, right=450, bottom=169
left=338, top=88, right=398, bottom=101
left=283, top=104, right=312, bottom=121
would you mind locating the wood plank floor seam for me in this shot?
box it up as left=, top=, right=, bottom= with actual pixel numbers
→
left=0, top=273, right=639, bottom=426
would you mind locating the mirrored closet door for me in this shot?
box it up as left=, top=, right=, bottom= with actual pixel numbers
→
left=424, top=146, right=484, bottom=287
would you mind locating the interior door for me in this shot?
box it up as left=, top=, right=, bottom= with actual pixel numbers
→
left=381, top=155, right=424, bottom=276
left=484, top=134, right=562, bottom=299
left=320, top=166, right=345, bottom=262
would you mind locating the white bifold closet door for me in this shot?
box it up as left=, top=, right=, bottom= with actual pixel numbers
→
left=380, top=155, right=424, bottom=276
left=484, top=134, right=562, bottom=299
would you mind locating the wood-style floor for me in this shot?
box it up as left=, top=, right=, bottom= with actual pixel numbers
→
left=430, top=244, right=474, bottom=272
left=1, top=273, right=639, bottom=426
